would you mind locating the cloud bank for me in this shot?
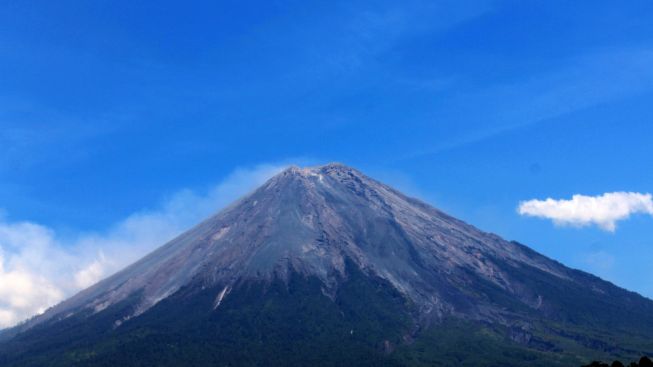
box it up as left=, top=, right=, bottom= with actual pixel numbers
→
left=0, top=163, right=286, bottom=329
left=518, top=192, right=653, bottom=232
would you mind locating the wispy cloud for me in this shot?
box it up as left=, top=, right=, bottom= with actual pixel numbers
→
left=0, top=163, right=286, bottom=329
left=400, top=48, right=653, bottom=160
left=518, top=192, right=653, bottom=232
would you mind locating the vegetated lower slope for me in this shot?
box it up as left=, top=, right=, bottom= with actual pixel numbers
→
left=1, top=164, right=653, bottom=366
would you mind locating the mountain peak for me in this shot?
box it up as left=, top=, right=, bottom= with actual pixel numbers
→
left=30, top=163, right=572, bottom=326
left=280, top=162, right=359, bottom=178
left=5, top=164, right=653, bottom=366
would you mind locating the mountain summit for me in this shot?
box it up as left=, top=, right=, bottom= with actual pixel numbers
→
left=2, top=163, right=653, bottom=366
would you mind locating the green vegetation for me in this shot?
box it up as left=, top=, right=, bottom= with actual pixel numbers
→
left=1, top=262, right=652, bottom=366
left=0, top=265, right=413, bottom=367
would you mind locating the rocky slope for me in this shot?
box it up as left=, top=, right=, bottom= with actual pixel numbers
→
left=2, top=163, right=653, bottom=366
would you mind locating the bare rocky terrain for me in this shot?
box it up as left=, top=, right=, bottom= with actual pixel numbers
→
left=2, top=163, right=653, bottom=366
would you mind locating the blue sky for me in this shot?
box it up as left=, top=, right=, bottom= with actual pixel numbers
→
left=2, top=0, right=653, bottom=326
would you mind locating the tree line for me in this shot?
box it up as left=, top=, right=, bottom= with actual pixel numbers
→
left=583, top=356, right=653, bottom=367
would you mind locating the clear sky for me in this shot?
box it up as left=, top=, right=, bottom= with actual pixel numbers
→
left=2, top=0, right=653, bottom=327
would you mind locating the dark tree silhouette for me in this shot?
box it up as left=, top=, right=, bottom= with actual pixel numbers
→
left=640, top=356, right=653, bottom=367
left=582, top=357, right=652, bottom=367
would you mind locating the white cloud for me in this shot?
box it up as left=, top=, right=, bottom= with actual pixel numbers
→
left=0, top=163, right=286, bottom=329
left=74, top=252, right=108, bottom=289
left=518, top=192, right=653, bottom=232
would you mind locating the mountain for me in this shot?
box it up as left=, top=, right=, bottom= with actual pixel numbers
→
left=1, top=163, right=653, bottom=366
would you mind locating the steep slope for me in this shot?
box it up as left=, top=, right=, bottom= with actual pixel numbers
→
left=1, top=163, right=653, bottom=366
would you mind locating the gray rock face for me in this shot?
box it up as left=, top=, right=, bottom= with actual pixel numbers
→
left=17, top=164, right=650, bottom=331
